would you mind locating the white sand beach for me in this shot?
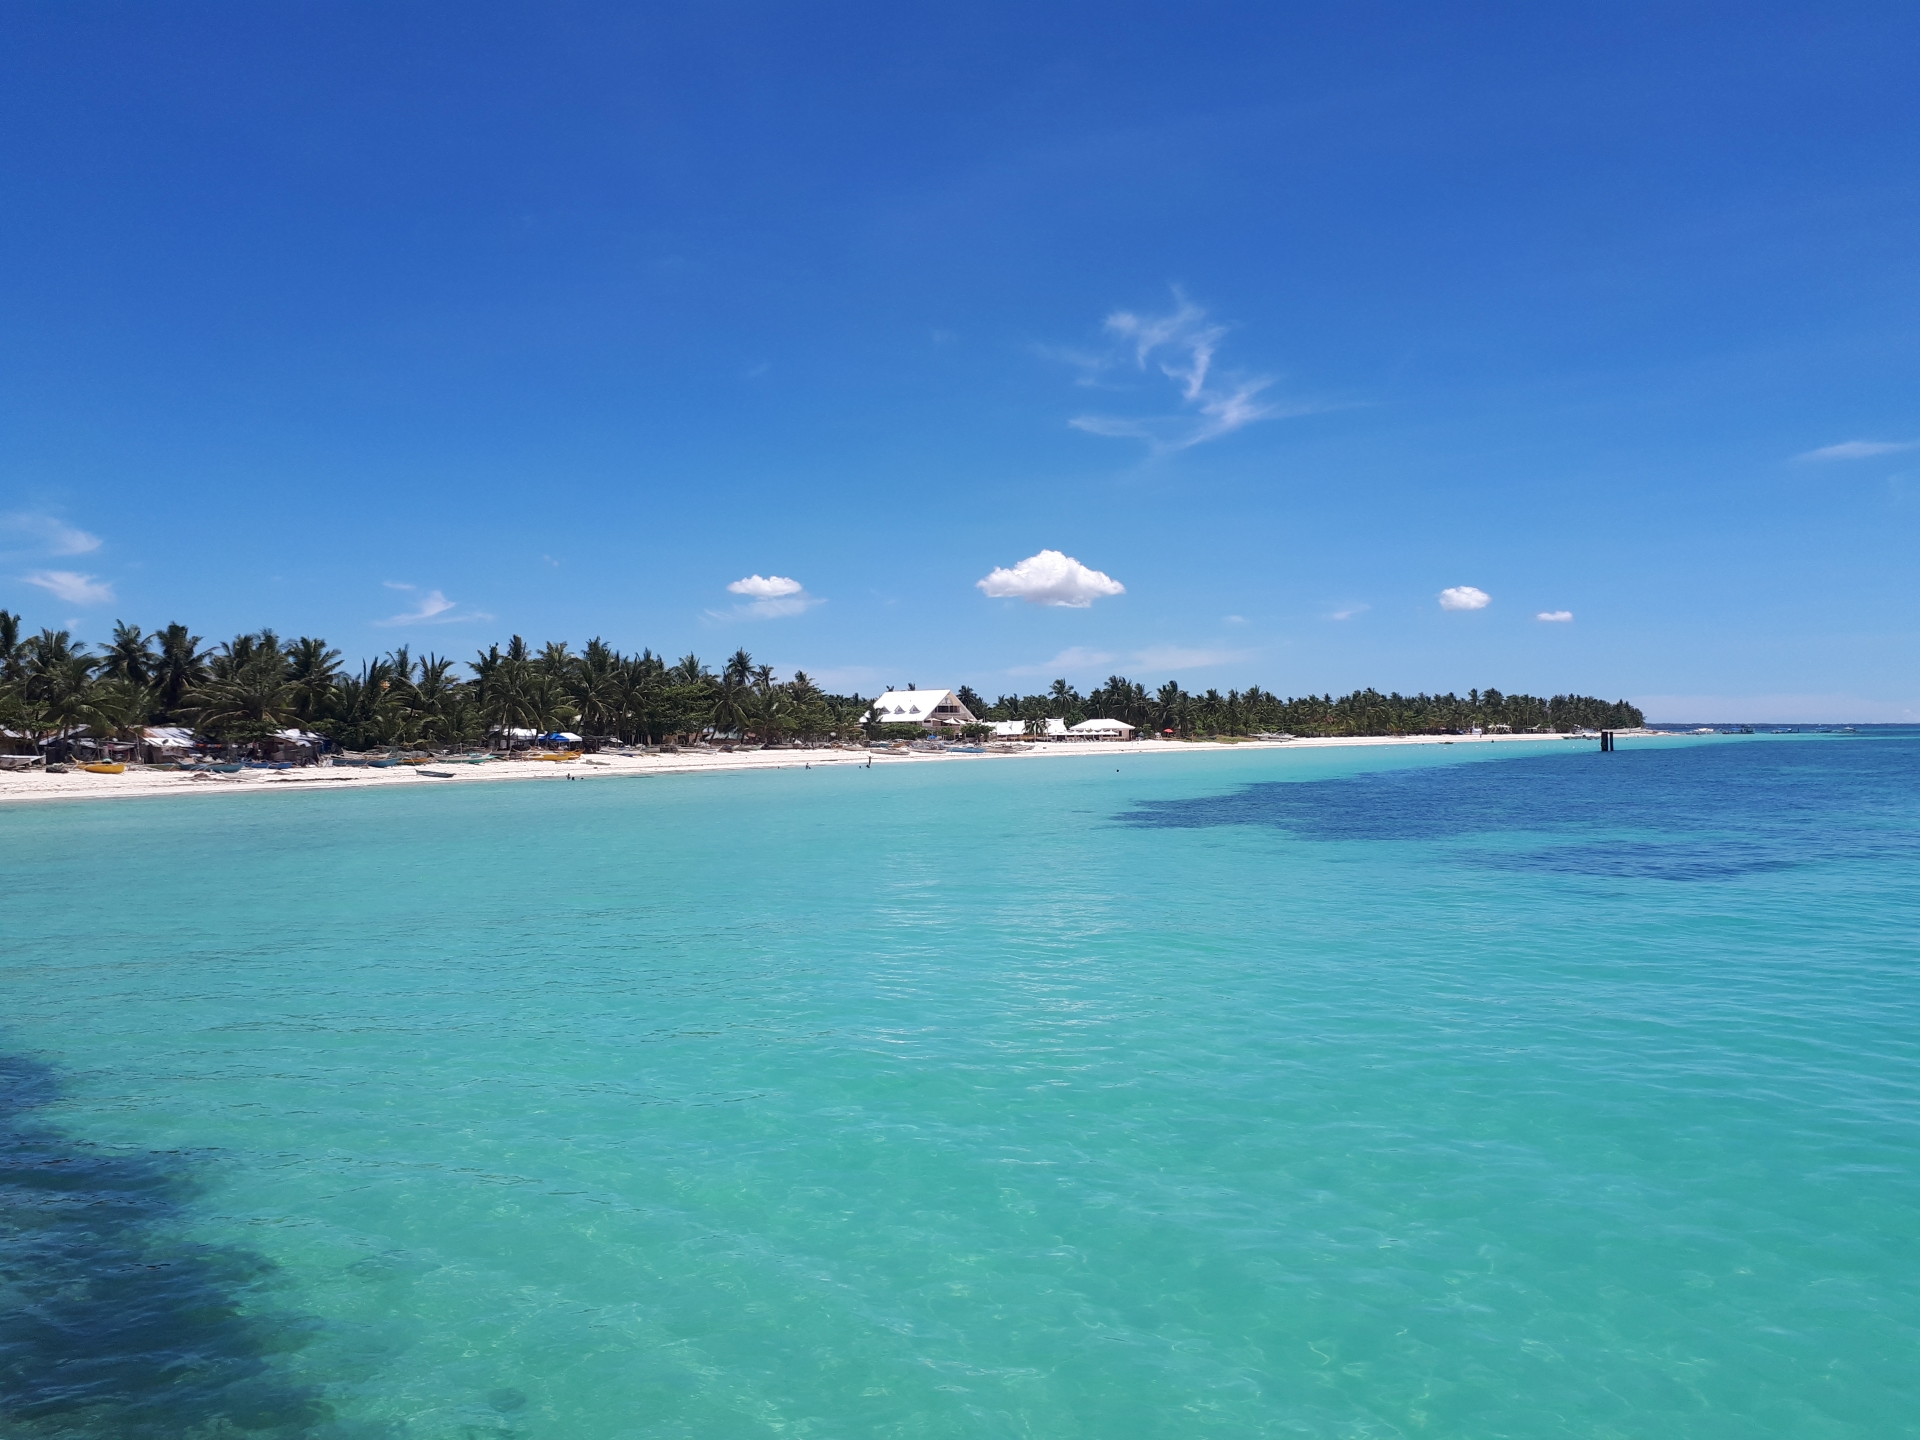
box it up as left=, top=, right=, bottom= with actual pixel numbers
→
left=0, top=731, right=1671, bottom=808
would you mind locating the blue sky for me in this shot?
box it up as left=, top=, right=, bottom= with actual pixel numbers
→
left=2, top=4, right=1916, bottom=720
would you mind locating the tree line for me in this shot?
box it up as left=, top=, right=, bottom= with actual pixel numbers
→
left=0, top=611, right=1642, bottom=754
left=0, top=614, right=871, bottom=750
left=958, top=676, right=1643, bottom=736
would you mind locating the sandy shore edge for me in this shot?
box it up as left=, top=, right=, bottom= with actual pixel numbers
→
left=0, top=730, right=1682, bottom=809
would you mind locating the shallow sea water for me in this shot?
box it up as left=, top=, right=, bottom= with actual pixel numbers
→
left=2, top=733, right=1916, bottom=1438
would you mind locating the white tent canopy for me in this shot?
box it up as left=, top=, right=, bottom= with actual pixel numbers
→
left=989, top=718, right=1068, bottom=740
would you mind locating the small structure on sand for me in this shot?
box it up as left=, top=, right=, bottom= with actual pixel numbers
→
left=1068, top=719, right=1136, bottom=741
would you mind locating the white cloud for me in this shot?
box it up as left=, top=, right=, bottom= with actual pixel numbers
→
left=977, top=549, right=1125, bottom=608
left=1058, top=290, right=1300, bottom=452
left=711, top=573, right=822, bottom=620
left=1327, top=602, right=1370, bottom=621
left=2, top=512, right=101, bottom=557
left=1009, top=643, right=1252, bottom=677
left=23, top=569, right=114, bottom=605
left=1008, top=645, right=1117, bottom=677
left=1536, top=610, right=1574, bottom=623
left=1438, top=586, right=1491, bottom=611
left=375, top=586, right=491, bottom=627
left=1797, top=439, right=1919, bottom=461
left=1130, top=644, right=1251, bottom=671
left=728, top=574, right=805, bottom=599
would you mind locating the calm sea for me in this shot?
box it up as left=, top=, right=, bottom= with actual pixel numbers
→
left=3, top=733, right=1916, bottom=1438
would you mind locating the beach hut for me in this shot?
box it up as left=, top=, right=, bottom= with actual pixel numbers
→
left=268, top=728, right=325, bottom=761
left=1068, top=718, right=1135, bottom=741
left=139, top=726, right=197, bottom=763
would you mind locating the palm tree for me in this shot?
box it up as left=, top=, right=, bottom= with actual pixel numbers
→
left=617, top=651, right=668, bottom=744
left=0, top=610, right=23, bottom=683
left=153, top=625, right=210, bottom=716
left=1155, top=681, right=1184, bottom=735
left=479, top=658, right=546, bottom=746
left=284, top=637, right=343, bottom=726
left=99, top=622, right=158, bottom=687
left=662, top=657, right=714, bottom=742
left=328, top=658, right=401, bottom=750
left=183, top=656, right=295, bottom=745
left=210, top=630, right=281, bottom=681
left=386, top=645, right=416, bottom=689
left=710, top=671, right=752, bottom=739
left=408, top=653, right=474, bottom=746
left=19, top=649, right=96, bottom=757
left=24, top=628, right=84, bottom=674
left=84, top=676, right=155, bottom=747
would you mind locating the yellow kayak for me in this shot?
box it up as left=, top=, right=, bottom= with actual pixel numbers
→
left=84, top=762, right=126, bottom=774
left=534, top=752, right=579, bottom=762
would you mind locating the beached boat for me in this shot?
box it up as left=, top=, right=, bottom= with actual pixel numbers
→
left=82, top=762, right=127, bottom=774
left=533, top=753, right=579, bottom=762
left=419, top=769, right=456, bottom=778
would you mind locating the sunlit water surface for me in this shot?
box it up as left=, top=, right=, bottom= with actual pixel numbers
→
left=3, top=733, right=1917, bottom=1438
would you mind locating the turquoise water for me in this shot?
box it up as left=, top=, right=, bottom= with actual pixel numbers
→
left=3, top=734, right=1917, bottom=1438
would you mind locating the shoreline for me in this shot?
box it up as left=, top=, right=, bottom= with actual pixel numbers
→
left=0, top=730, right=1685, bottom=809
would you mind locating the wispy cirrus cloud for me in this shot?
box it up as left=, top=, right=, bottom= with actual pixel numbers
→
left=1327, top=602, right=1370, bottom=621
left=375, top=582, right=491, bottom=627
left=1007, top=645, right=1117, bottom=677
left=23, top=569, right=114, bottom=606
left=1796, top=439, right=1919, bottom=461
left=1008, top=642, right=1252, bottom=678
left=2, top=511, right=101, bottom=557
left=977, top=550, right=1125, bottom=608
left=1053, top=290, right=1309, bottom=453
left=710, top=573, right=823, bottom=620
left=1130, top=644, right=1252, bottom=671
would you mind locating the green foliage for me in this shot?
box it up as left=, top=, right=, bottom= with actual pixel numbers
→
left=0, top=608, right=1642, bottom=754
left=980, top=676, right=1643, bottom=737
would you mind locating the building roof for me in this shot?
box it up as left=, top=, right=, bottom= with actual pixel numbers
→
left=870, top=688, right=977, bottom=724
left=1069, top=718, right=1135, bottom=735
